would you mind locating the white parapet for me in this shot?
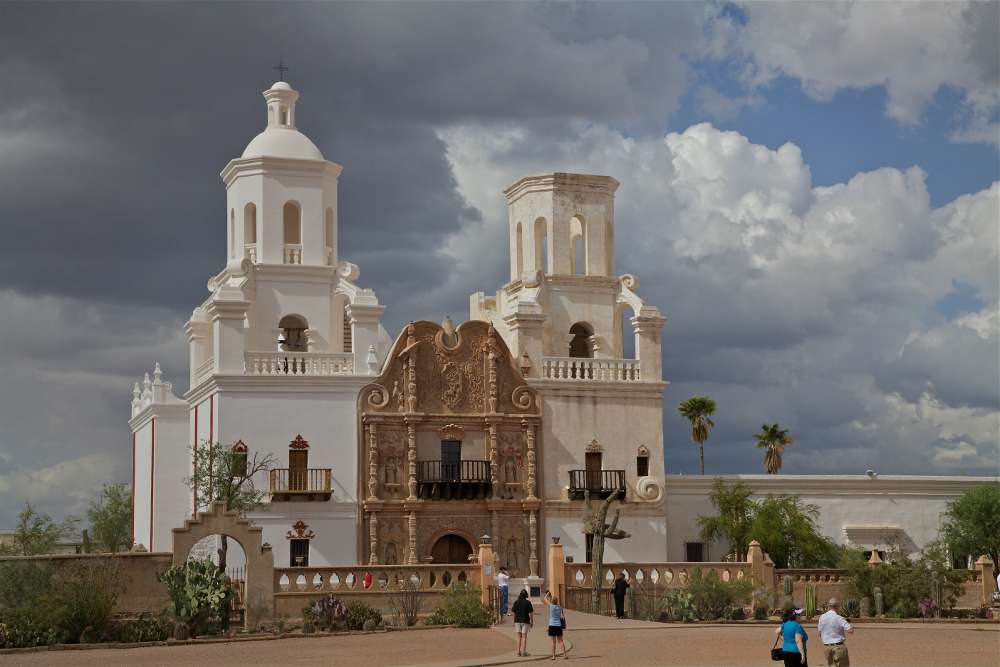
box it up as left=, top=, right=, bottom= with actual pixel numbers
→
left=541, top=356, right=641, bottom=382
left=244, top=350, right=354, bottom=376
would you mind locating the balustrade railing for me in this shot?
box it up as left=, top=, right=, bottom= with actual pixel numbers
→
left=417, top=460, right=490, bottom=483
left=564, top=561, right=750, bottom=593
left=244, top=351, right=354, bottom=376
left=283, top=244, right=302, bottom=264
left=269, top=468, right=332, bottom=496
left=541, top=357, right=641, bottom=382
left=568, top=469, right=625, bottom=500
left=275, top=564, right=481, bottom=593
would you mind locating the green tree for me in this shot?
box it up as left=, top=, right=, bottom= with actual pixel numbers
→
left=184, top=441, right=276, bottom=572
left=754, top=423, right=793, bottom=474
left=940, top=482, right=1000, bottom=570
left=87, top=483, right=133, bottom=553
left=678, top=396, right=716, bottom=475
left=0, top=502, right=78, bottom=556
left=748, top=495, right=839, bottom=568
left=698, top=479, right=755, bottom=561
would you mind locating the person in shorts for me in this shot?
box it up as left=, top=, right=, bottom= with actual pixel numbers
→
left=512, top=589, right=534, bottom=656
left=547, top=595, right=568, bottom=660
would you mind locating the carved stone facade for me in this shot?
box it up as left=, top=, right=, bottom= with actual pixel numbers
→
left=359, top=320, right=542, bottom=576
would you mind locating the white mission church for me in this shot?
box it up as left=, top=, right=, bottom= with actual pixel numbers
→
left=128, top=80, right=993, bottom=578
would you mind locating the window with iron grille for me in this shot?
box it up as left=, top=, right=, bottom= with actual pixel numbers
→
left=290, top=538, right=309, bottom=567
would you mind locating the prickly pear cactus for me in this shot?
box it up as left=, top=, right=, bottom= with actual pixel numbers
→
left=874, top=587, right=884, bottom=617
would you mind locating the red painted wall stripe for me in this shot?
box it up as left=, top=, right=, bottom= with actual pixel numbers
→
left=130, top=432, right=135, bottom=546
left=193, top=405, right=199, bottom=512
left=209, top=395, right=214, bottom=442
left=149, top=417, right=155, bottom=551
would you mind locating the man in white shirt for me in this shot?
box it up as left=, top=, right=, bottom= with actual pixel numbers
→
left=817, top=598, right=854, bottom=667
left=497, top=567, right=510, bottom=620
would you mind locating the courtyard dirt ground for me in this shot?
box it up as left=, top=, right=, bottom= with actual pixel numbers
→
left=5, top=609, right=998, bottom=666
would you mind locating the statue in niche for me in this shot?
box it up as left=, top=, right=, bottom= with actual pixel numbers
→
left=384, top=542, right=398, bottom=565
left=383, top=457, right=399, bottom=485
left=504, top=456, right=518, bottom=483
left=506, top=538, right=519, bottom=575
left=391, top=381, right=404, bottom=411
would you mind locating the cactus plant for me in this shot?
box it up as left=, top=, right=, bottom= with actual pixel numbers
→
left=782, top=575, right=794, bottom=610
left=860, top=597, right=871, bottom=617
left=804, top=584, right=817, bottom=619
left=158, top=559, right=233, bottom=637
left=874, top=587, right=884, bottom=617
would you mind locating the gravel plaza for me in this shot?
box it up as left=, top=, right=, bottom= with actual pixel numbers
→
left=6, top=609, right=997, bottom=667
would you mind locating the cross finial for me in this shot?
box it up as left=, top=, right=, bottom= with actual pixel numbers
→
left=274, top=59, right=289, bottom=81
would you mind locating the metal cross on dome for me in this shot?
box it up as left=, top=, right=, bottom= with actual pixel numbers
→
left=274, top=59, right=289, bottom=81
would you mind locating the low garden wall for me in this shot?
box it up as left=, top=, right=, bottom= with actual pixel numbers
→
left=0, top=551, right=172, bottom=615
left=272, top=564, right=483, bottom=619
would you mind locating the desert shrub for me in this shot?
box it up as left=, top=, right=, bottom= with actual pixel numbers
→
left=345, top=601, right=383, bottom=630
left=158, top=559, right=233, bottom=636
left=661, top=590, right=696, bottom=622
left=686, top=569, right=752, bottom=620
left=305, top=594, right=347, bottom=631
left=0, top=561, right=54, bottom=612
left=47, top=559, right=125, bottom=643
left=0, top=607, right=64, bottom=648
left=752, top=604, right=769, bottom=620
left=841, top=598, right=860, bottom=619
left=425, top=583, right=492, bottom=628
left=842, top=542, right=966, bottom=618
left=389, top=578, right=422, bottom=627
left=633, top=586, right=668, bottom=622
left=106, top=611, right=173, bottom=643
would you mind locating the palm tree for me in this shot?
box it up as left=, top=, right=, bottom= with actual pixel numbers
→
left=678, top=396, right=716, bottom=475
left=754, top=423, right=793, bottom=474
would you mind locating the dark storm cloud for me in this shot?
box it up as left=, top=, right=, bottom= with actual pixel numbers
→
left=0, top=2, right=702, bottom=325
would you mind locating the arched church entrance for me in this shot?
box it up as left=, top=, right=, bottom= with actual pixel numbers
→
left=430, top=534, right=474, bottom=564
left=186, top=534, right=248, bottom=629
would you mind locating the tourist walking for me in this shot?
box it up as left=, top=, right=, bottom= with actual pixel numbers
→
left=818, top=598, right=853, bottom=667
left=612, top=572, right=629, bottom=619
left=497, top=566, right=510, bottom=619
left=773, top=608, right=808, bottom=667
left=547, top=595, right=569, bottom=660
left=512, top=589, right=534, bottom=657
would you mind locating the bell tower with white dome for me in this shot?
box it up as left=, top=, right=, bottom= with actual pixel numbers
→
left=222, top=80, right=339, bottom=267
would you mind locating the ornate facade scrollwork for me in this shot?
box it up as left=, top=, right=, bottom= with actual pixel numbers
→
left=511, top=385, right=535, bottom=410
left=634, top=476, right=663, bottom=502
left=367, top=384, right=390, bottom=409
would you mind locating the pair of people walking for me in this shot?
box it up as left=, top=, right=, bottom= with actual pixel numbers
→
left=773, top=598, right=853, bottom=667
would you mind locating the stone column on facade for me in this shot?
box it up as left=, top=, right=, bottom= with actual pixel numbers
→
left=366, top=422, right=379, bottom=501
left=528, top=511, right=539, bottom=577
left=487, top=326, right=499, bottom=413
left=975, top=555, right=995, bottom=606
left=404, top=322, right=418, bottom=413
left=346, top=303, right=386, bottom=375
left=368, top=512, right=379, bottom=565
left=184, top=319, right=210, bottom=388
left=502, top=311, right=546, bottom=377
left=523, top=420, right=537, bottom=500
left=631, top=308, right=665, bottom=381
left=406, top=422, right=418, bottom=501
left=477, top=537, right=495, bottom=605
left=491, top=511, right=500, bottom=559
left=407, top=511, right=418, bottom=565
left=488, top=422, right=499, bottom=499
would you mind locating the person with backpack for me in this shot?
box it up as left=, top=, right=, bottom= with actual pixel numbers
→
left=547, top=595, right=569, bottom=660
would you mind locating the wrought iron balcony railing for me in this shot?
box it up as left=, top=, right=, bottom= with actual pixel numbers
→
left=568, top=469, right=626, bottom=500
left=269, top=468, right=333, bottom=501
left=416, top=460, right=491, bottom=500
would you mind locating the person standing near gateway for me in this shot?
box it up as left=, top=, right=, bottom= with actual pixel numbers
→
left=512, top=589, right=534, bottom=656
left=547, top=595, right=569, bottom=659
left=497, top=566, right=510, bottom=620
left=612, top=572, right=630, bottom=619
left=818, top=598, right=853, bottom=667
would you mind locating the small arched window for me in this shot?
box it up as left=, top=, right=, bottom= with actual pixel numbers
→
left=568, top=322, right=593, bottom=359
left=570, top=215, right=585, bottom=275
left=283, top=202, right=301, bottom=244
left=231, top=441, right=248, bottom=477
left=514, top=222, right=524, bottom=278
left=533, top=217, right=548, bottom=273
left=325, top=208, right=334, bottom=248
left=244, top=203, right=257, bottom=245
left=229, top=209, right=235, bottom=259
